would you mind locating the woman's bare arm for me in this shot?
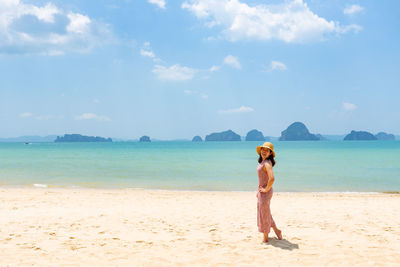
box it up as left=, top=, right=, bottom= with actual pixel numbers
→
left=263, top=162, right=275, bottom=192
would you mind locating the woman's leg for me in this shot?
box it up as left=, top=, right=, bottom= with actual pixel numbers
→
left=272, top=225, right=282, bottom=240
left=263, top=232, right=269, bottom=242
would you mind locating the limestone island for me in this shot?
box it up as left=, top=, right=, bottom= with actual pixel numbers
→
left=55, top=134, right=112, bottom=142
left=192, top=136, right=203, bottom=142
left=139, top=136, right=151, bottom=142
left=344, top=131, right=378, bottom=141
left=279, top=122, right=320, bottom=141
left=375, top=132, right=395, bottom=140
left=245, top=129, right=265, bottom=141
left=205, top=130, right=241, bottom=141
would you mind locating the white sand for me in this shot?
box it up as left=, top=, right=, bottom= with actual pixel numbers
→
left=0, top=188, right=399, bottom=266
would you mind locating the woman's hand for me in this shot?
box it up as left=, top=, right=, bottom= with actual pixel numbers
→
left=258, top=187, right=268, bottom=193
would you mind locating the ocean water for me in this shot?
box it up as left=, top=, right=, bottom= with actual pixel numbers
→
left=0, top=141, right=399, bottom=192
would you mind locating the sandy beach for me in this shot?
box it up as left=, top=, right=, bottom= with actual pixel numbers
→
left=0, top=189, right=399, bottom=266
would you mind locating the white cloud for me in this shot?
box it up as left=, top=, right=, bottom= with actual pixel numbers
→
left=0, top=0, right=113, bottom=55
left=93, top=98, right=100, bottom=103
left=19, top=112, right=32, bottom=118
left=182, top=0, right=360, bottom=43
left=140, top=49, right=155, bottom=58
left=66, top=13, right=91, bottom=34
left=209, top=65, right=220, bottom=72
left=27, top=3, right=60, bottom=23
left=148, top=0, right=166, bottom=9
left=218, top=106, right=254, bottom=114
left=268, top=61, right=287, bottom=72
left=223, top=55, right=241, bottom=69
left=336, top=24, right=362, bottom=34
left=140, top=42, right=162, bottom=62
left=153, top=64, right=197, bottom=81
left=343, top=102, right=357, bottom=111
left=344, top=5, right=364, bottom=15
left=75, top=113, right=111, bottom=121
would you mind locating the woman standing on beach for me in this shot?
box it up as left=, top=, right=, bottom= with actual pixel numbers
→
left=256, top=142, right=282, bottom=243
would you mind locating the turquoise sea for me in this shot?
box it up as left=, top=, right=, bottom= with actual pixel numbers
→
left=0, top=141, right=399, bottom=192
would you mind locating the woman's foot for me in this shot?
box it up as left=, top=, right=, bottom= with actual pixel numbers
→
left=275, top=229, right=282, bottom=240
left=263, top=233, right=269, bottom=243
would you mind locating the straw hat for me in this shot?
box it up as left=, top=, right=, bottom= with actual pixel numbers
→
left=256, top=142, right=276, bottom=157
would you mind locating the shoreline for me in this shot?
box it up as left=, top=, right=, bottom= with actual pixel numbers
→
left=1, top=184, right=399, bottom=194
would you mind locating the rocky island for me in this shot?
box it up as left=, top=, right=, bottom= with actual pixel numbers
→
left=375, top=132, right=395, bottom=140
left=55, top=134, right=112, bottom=142
left=205, top=130, right=241, bottom=141
left=344, top=131, right=377, bottom=140
left=279, top=122, right=320, bottom=141
left=245, top=129, right=265, bottom=141
left=139, top=136, right=151, bottom=142
left=192, top=136, right=203, bottom=142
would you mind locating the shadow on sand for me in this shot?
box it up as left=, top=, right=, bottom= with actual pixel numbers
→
left=264, top=237, right=299, bottom=251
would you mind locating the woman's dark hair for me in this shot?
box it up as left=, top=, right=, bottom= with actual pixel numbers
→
left=258, top=150, right=276, bottom=166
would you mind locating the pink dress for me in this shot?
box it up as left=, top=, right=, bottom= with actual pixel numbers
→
left=257, top=159, right=276, bottom=233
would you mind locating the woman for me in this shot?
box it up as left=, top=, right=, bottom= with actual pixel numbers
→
left=256, top=142, right=282, bottom=243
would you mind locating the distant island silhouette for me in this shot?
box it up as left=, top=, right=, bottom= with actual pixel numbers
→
left=279, top=122, right=320, bottom=141
left=245, top=129, right=266, bottom=141
left=205, top=130, right=241, bottom=141
left=344, top=131, right=377, bottom=141
left=55, top=134, right=112, bottom=142
left=192, top=136, right=203, bottom=142
left=1, top=123, right=398, bottom=142
left=375, top=132, right=395, bottom=140
left=139, top=136, right=151, bottom=142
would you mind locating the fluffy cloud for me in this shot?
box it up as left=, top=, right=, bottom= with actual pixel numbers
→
left=344, top=5, right=364, bottom=15
left=66, top=13, right=91, bottom=34
left=75, top=113, right=111, bottom=121
left=268, top=61, right=287, bottom=72
left=209, top=65, right=220, bottom=72
left=223, top=55, right=241, bottom=69
left=0, top=0, right=112, bottom=55
left=343, top=102, right=357, bottom=111
left=148, top=0, right=166, bottom=9
left=153, top=64, right=197, bottom=81
left=140, top=42, right=162, bottom=62
left=218, top=106, right=254, bottom=114
left=182, top=0, right=361, bottom=43
left=140, top=49, right=155, bottom=58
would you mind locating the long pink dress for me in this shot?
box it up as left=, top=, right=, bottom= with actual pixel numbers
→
left=257, top=159, right=276, bottom=233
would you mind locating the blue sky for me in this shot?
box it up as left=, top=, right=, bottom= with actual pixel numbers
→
left=0, top=0, right=399, bottom=139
